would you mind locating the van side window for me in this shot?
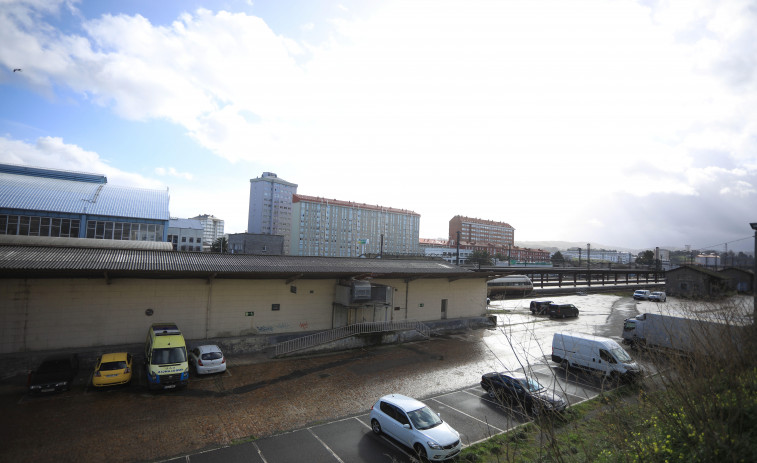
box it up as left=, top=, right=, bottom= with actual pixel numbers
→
left=623, top=321, right=636, bottom=331
left=599, top=349, right=616, bottom=363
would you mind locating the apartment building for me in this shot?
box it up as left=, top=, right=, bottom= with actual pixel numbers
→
left=248, top=172, right=298, bottom=254
left=191, top=214, right=224, bottom=251
left=561, top=248, right=633, bottom=264
left=290, top=195, right=420, bottom=257
left=449, top=216, right=514, bottom=247
left=421, top=238, right=549, bottom=265
left=167, top=218, right=204, bottom=251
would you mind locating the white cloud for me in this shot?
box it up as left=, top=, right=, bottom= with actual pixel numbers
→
left=155, top=166, right=193, bottom=180
left=0, top=135, right=162, bottom=189
left=1, top=0, right=756, bottom=248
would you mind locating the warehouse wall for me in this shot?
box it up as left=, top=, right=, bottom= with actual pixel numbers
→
left=0, top=276, right=487, bottom=354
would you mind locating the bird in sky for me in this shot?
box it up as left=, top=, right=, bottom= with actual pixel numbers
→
left=13, top=68, right=22, bottom=72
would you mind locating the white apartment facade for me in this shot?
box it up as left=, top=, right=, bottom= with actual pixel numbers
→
left=248, top=172, right=298, bottom=254
left=290, top=195, right=421, bottom=257
left=167, top=218, right=204, bottom=251
left=192, top=214, right=224, bottom=251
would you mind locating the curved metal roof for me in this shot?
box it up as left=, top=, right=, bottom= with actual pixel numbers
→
left=0, top=172, right=169, bottom=220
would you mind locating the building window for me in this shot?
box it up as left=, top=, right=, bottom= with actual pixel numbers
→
left=0, top=214, right=81, bottom=238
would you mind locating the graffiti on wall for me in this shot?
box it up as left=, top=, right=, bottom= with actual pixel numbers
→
left=255, top=322, right=290, bottom=333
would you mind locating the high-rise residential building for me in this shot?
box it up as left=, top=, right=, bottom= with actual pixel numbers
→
left=449, top=216, right=514, bottom=247
left=290, top=195, right=420, bottom=257
left=248, top=172, right=297, bottom=254
left=191, top=214, right=224, bottom=251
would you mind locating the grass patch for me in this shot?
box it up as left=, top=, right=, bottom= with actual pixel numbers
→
left=459, top=307, right=757, bottom=463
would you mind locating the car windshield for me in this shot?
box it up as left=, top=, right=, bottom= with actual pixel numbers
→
left=201, top=352, right=223, bottom=360
left=612, top=347, right=633, bottom=363
left=518, top=378, right=544, bottom=392
left=100, top=361, right=127, bottom=371
left=407, top=406, right=443, bottom=430
left=151, top=347, right=187, bottom=365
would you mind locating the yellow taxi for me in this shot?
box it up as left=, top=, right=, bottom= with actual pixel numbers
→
left=92, top=352, right=132, bottom=387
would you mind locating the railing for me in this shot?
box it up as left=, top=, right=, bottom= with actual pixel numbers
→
left=274, top=320, right=431, bottom=357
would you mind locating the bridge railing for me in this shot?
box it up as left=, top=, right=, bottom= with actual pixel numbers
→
left=274, top=320, right=431, bottom=357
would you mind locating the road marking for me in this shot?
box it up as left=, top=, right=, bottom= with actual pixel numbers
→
left=430, top=396, right=505, bottom=433
left=252, top=442, right=269, bottom=463
left=355, top=415, right=371, bottom=429
left=308, top=428, right=345, bottom=462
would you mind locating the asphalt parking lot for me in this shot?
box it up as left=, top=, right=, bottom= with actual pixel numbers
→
left=160, top=357, right=621, bottom=463
left=1, top=294, right=645, bottom=463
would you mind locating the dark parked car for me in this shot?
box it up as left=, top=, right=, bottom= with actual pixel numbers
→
left=481, top=371, right=567, bottom=414
left=28, top=354, right=79, bottom=393
left=547, top=303, right=579, bottom=318
left=529, top=300, right=553, bottom=315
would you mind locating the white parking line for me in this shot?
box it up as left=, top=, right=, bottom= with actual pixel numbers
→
left=308, top=428, right=345, bottom=463
left=429, top=397, right=505, bottom=434
left=354, top=415, right=371, bottom=429
left=251, top=442, right=269, bottom=463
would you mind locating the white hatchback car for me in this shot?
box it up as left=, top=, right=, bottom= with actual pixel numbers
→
left=188, top=345, right=226, bottom=375
left=369, top=394, right=462, bottom=461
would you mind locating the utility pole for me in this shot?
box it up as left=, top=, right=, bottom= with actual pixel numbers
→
left=456, top=231, right=461, bottom=266
left=586, top=243, right=591, bottom=286
left=751, top=223, right=757, bottom=317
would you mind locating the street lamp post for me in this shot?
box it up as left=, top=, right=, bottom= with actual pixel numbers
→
left=751, top=222, right=757, bottom=317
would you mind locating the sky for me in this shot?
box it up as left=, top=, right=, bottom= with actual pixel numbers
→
left=1, top=0, right=756, bottom=253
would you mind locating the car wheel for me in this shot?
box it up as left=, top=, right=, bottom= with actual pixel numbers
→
left=561, top=359, right=569, bottom=369
left=371, top=419, right=382, bottom=435
left=414, top=444, right=428, bottom=462
left=488, top=388, right=496, bottom=399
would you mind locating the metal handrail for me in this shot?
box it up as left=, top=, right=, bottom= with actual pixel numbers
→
left=274, top=320, right=431, bottom=357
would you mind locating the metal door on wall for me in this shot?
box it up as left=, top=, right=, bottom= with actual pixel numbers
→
left=441, top=299, right=448, bottom=319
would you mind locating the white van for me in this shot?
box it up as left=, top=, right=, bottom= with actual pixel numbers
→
left=552, top=332, right=641, bottom=380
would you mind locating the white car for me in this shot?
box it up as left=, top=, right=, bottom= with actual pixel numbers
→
left=369, top=394, right=462, bottom=461
left=648, top=291, right=667, bottom=302
left=188, top=345, right=226, bottom=375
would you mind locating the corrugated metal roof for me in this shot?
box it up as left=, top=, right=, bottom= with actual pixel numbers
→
left=0, top=244, right=483, bottom=280
left=0, top=173, right=169, bottom=220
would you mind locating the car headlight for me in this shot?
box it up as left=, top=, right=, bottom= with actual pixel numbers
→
left=55, top=381, right=67, bottom=387
left=30, top=385, right=41, bottom=390
left=427, top=441, right=442, bottom=450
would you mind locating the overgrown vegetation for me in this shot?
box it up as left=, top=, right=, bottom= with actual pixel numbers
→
left=460, top=298, right=757, bottom=462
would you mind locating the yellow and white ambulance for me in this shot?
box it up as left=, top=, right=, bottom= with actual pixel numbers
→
left=144, top=323, right=189, bottom=390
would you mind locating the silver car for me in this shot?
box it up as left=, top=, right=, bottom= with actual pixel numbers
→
left=188, top=345, right=226, bottom=375
left=369, top=394, right=462, bottom=461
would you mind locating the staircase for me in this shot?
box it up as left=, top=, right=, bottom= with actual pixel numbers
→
left=274, top=320, right=431, bottom=357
